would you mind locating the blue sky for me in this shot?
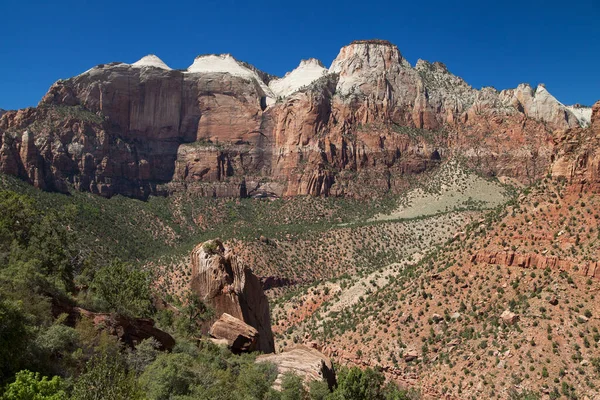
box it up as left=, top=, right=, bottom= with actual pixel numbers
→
left=1, top=0, right=598, bottom=110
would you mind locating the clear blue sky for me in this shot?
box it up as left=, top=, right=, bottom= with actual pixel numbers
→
left=1, top=0, right=598, bottom=110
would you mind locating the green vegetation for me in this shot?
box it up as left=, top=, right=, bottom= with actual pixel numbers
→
left=0, top=159, right=532, bottom=399
left=2, top=370, right=67, bottom=400
left=0, top=185, right=426, bottom=399
left=86, top=260, right=153, bottom=317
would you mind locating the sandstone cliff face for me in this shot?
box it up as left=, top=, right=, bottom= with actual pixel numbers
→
left=0, top=41, right=592, bottom=198
left=189, top=239, right=274, bottom=353
left=551, top=101, right=600, bottom=192
left=471, top=250, right=600, bottom=280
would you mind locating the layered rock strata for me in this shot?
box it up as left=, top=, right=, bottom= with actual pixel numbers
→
left=0, top=41, right=592, bottom=199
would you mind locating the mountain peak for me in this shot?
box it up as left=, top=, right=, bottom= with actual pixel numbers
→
left=132, top=54, right=172, bottom=70
left=187, top=54, right=257, bottom=78
left=269, top=58, right=328, bottom=98
left=330, top=39, right=406, bottom=73
left=299, top=58, right=324, bottom=68
left=349, top=39, right=396, bottom=47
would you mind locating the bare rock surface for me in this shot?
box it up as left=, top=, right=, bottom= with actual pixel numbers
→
left=552, top=101, right=600, bottom=192
left=256, top=344, right=336, bottom=390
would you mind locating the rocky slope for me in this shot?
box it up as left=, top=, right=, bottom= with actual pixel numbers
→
left=0, top=40, right=591, bottom=199
left=271, top=101, right=600, bottom=399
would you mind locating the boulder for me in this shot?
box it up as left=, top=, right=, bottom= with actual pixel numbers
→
left=404, top=349, right=419, bottom=362
left=500, top=310, right=519, bottom=325
left=190, top=239, right=275, bottom=353
left=256, top=345, right=336, bottom=390
left=51, top=296, right=175, bottom=350
left=209, top=313, right=259, bottom=353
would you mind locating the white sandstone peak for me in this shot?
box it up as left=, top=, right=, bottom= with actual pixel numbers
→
left=566, top=105, right=593, bottom=128
left=132, top=55, right=172, bottom=70
left=501, top=83, right=585, bottom=128
left=187, top=54, right=275, bottom=104
left=299, top=58, right=325, bottom=68
left=269, top=58, right=328, bottom=98
left=187, top=54, right=255, bottom=77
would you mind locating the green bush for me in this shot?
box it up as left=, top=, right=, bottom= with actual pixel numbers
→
left=2, top=370, right=66, bottom=400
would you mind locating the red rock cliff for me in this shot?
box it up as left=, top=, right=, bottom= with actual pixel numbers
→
left=0, top=43, right=592, bottom=199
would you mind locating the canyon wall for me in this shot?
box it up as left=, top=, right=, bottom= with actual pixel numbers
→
left=0, top=40, right=592, bottom=199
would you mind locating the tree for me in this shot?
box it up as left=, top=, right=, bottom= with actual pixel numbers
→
left=233, top=361, right=277, bottom=400
left=71, top=352, right=145, bottom=400
left=329, top=366, right=385, bottom=400
left=2, top=370, right=67, bottom=400
left=308, top=380, right=330, bottom=400
left=175, top=291, right=214, bottom=338
left=0, top=299, right=29, bottom=382
left=90, top=260, right=152, bottom=317
left=280, top=372, right=307, bottom=400
left=0, top=191, right=76, bottom=293
left=140, top=352, right=200, bottom=400
left=126, top=338, right=161, bottom=374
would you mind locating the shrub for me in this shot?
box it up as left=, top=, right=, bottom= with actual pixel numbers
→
left=2, top=370, right=66, bottom=400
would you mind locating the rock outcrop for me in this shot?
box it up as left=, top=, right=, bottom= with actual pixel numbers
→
left=552, top=101, right=600, bottom=192
left=209, top=313, right=259, bottom=353
left=470, top=249, right=600, bottom=280
left=190, top=239, right=274, bottom=353
left=0, top=41, right=592, bottom=199
left=256, top=345, right=336, bottom=390
left=55, top=305, right=175, bottom=350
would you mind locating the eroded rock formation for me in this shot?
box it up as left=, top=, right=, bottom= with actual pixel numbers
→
left=0, top=40, right=593, bottom=198
left=471, top=250, right=600, bottom=280
left=190, top=239, right=274, bottom=353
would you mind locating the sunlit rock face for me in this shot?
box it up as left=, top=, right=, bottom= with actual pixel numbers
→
left=0, top=41, right=591, bottom=199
